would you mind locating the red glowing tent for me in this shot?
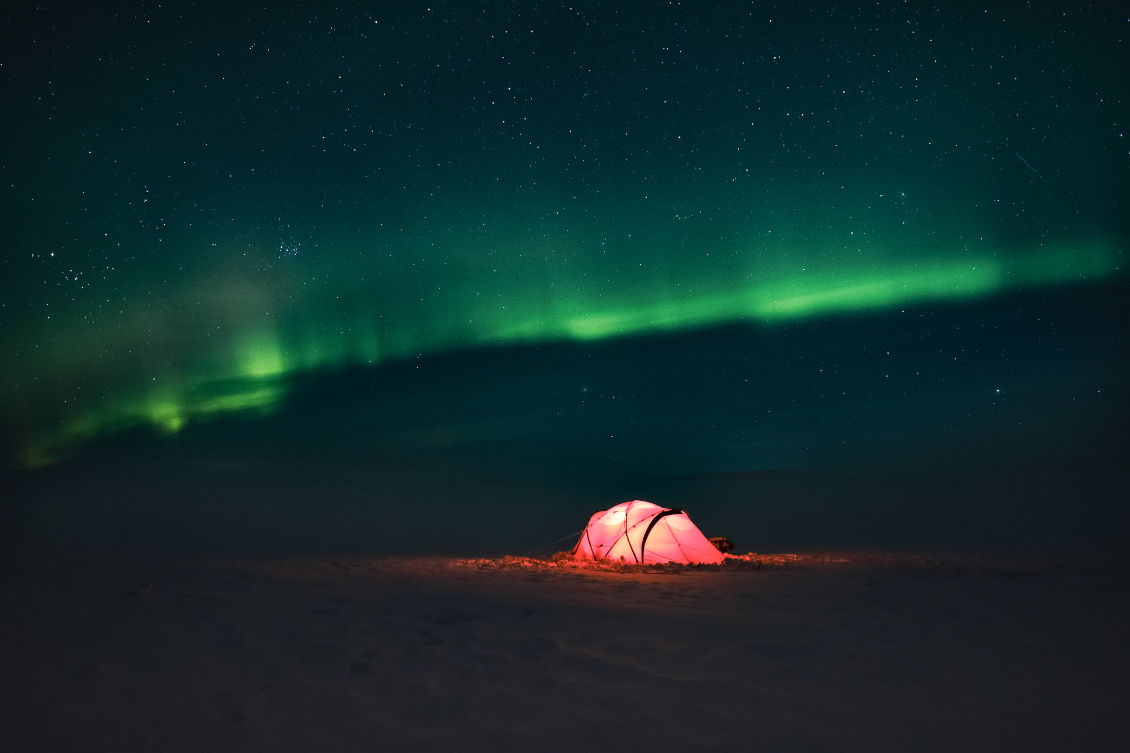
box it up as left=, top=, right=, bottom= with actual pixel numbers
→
left=571, top=500, right=725, bottom=565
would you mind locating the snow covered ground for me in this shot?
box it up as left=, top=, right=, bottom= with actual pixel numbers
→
left=2, top=552, right=1127, bottom=752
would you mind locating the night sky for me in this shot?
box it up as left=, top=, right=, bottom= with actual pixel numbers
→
left=1, top=2, right=1127, bottom=553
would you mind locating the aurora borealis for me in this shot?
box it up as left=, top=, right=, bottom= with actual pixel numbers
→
left=5, top=12, right=1130, bottom=753
left=1, top=1, right=1127, bottom=472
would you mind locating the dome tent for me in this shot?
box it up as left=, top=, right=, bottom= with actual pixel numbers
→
left=571, top=500, right=725, bottom=565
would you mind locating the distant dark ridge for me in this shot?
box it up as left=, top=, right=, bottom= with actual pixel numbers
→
left=3, top=457, right=1128, bottom=562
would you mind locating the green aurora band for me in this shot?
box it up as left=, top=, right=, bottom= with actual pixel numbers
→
left=5, top=234, right=1120, bottom=467
left=3, top=2, right=1126, bottom=474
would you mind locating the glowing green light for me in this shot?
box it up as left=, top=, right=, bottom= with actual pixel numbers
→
left=191, top=380, right=286, bottom=416
left=525, top=259, right=1010, bottom=342
left=145, top=399, right=186, bottom=434
left=5, top=236, right=1123, bottom=466
left=17, top=374, right=289, bottom=467
left=236, top=331, right=287, bottom=378
left=751, top=260, right=1003, bottom=320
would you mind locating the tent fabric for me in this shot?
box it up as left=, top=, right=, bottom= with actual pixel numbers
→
left=572, top=500, right=725, bottom=565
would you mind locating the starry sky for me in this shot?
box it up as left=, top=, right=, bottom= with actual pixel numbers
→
left=1, top=1, right=1127, bottom=482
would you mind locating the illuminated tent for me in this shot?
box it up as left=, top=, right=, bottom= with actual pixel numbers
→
left=572, top=500, right=725, bottom=565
